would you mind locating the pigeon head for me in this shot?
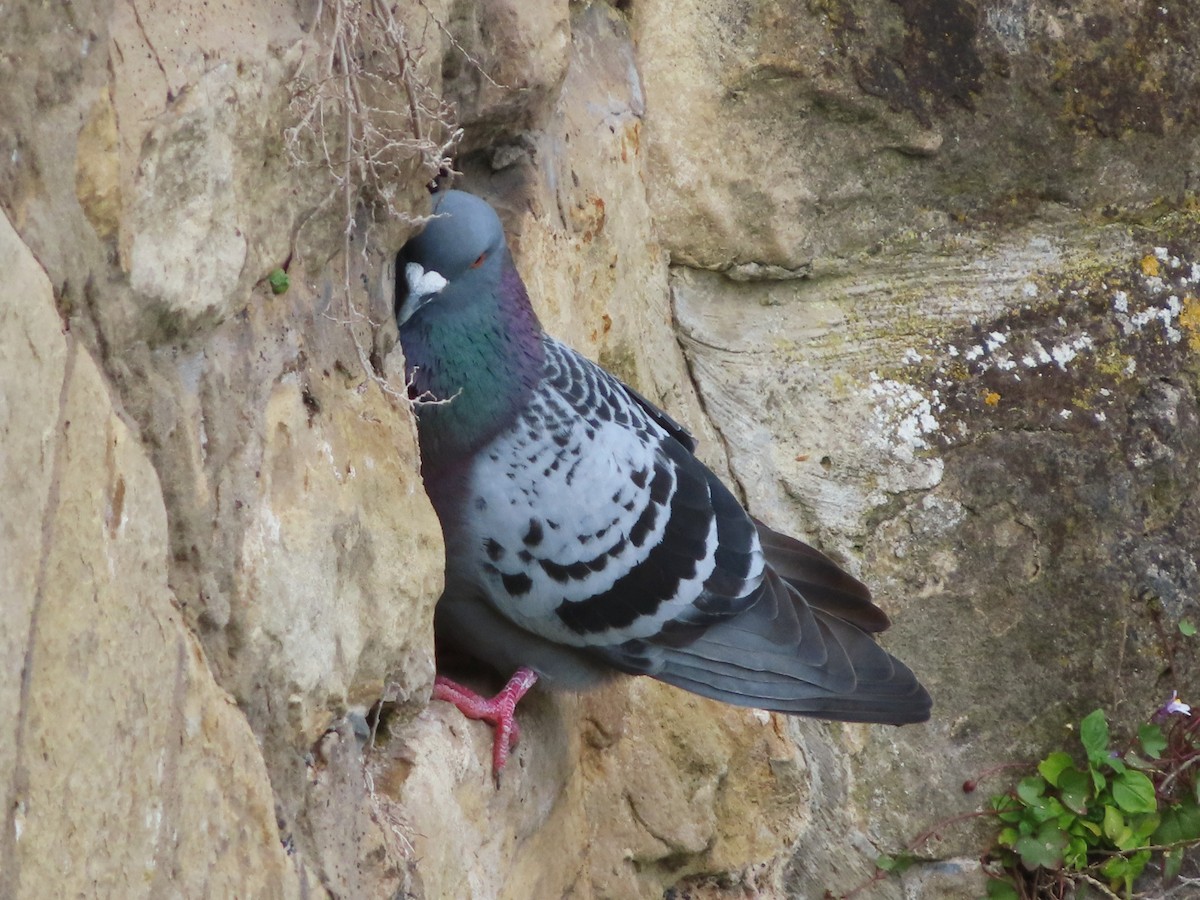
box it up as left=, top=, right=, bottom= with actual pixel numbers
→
left=396, top=190, right=507, bottom=327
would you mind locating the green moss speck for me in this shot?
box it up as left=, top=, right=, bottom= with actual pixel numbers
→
left=268, top=268, right=290, bottom=295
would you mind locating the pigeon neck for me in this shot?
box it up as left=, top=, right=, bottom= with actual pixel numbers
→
left=402, top=259, right=545, bottom=472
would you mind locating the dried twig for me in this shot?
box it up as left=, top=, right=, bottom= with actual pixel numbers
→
left=286, top=0, right=462, bottom=401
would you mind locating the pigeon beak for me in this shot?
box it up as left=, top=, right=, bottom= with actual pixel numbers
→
left=397, top=262, right=448, bottom=326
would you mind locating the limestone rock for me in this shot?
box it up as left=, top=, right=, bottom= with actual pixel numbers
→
left=0, top=211, right=302, bottom=899
left=440, top=0, right=571, bottom=148
left=633, top=0, right=1200, bottom=269
left=3, top=0, right=443, bottom=893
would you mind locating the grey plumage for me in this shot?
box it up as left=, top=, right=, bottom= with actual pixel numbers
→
left=397, top=190, right=931, bottom=729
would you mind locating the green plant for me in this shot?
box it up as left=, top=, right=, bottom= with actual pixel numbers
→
left=985, top=697, right=1200, bottom=898
left=268, top=268, right=290, bottom=295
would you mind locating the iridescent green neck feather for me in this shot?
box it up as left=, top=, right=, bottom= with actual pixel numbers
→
left=401, top=261, right=545, bottom=474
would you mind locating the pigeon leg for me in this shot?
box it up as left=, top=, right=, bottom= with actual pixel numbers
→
left=432, top=667, right=539, bottom=778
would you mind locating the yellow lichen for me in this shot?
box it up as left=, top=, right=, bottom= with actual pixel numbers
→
left=1094, top=343, right=1135, bottom=378
left=1140, top=254, right=1161, bottom=277
left=1180, top=295, right=1200, bottom=352
left=983, top=390, right=1001, bottom=407
left=943, top=360, right=971, bottom=382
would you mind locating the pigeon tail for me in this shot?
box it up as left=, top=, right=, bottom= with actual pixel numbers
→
left=604, top=518, right=932, bottom=725
left=634, top=574, right=931, bottom=723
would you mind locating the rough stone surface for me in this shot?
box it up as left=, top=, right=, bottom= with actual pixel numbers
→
left=2, top=0, right=442, bottom=893
left=634, top=0, right=1200, bottom=270
left=0, top=211, right=302, bottom=899
left=4, top=0, right=1200, bottom=897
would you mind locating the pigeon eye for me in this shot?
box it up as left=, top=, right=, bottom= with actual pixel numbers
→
left=470, top=252, right=487, bottom=269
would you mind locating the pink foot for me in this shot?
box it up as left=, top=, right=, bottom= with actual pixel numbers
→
left=432, top=667, right=539, bottom=779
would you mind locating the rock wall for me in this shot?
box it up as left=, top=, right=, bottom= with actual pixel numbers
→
left=3, top=0, right=1199, bottom=898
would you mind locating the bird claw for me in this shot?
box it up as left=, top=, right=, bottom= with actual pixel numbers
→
left=432, top=667, right=539, bottom=782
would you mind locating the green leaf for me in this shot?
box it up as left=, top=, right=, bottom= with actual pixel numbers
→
left=1044, top=796, right=1067, bottom=819
left=1014, top=822, right=1069, bottom=870
left=1164, top=847, right=1184, bottom=881
left=986, top=879, right=1020, bottom=900
left=1138, top=723, right=1167, bottom=759
left=1058, top=768, right=1091, bottom=815
left=1080, top=709, right=1110, bottom=757
left=1103, top=804, right=1130, bottom=845
left=875, top=850, right=917, bottom=874
left=1016, top=776, right=1047, bottom=805
left=1131, top=812, right=1161, bottom=844
left=268, top=268, right=290, bottom=295
left=1100, top=854, right=1131, bottom=887
left=1123, top=750, right=1155, bottom=771
left=1039, top=752, right=1074, bottom=786
left=1127, top=849, right=1152, bottom=882
left=991, top=793, right=1019, bottom=812
left=997, top=826, right=1019, bottom=847
left=1180, top=619, right=1197, bottom=637
left=1073, top=817, right=1102, bottom=837
left=1112, top=770, right=1157, bottom=814
left=1064, top=835, right=1089, bottom=869
left=1154, top=803, right=1200, bottom=844
left=1055, top=811, right=1078, bottom=832
left=991, top=794, right=1023, bottom=823
left=1111, top=821, right=1149, bottom=852
left=1026, top=795, right=1065, bottom=824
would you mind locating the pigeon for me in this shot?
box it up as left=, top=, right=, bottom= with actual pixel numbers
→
left=396, top=190, right=931, bottom=775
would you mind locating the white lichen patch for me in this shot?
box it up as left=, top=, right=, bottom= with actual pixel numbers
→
left=939, top=247, right=1199, bottom=391
left=880, top=245, right=1200, bottom=453
left=866, top=373, right=943, bottom=463
left=1049, top=334, right=1093, bottom=369
left=1116, top=291, right=1185, bottom=342
left=1152, top=247, right=1181, bottom=269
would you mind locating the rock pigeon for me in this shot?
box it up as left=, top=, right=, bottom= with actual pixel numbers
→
left=396, top=190, right=931, bottom=775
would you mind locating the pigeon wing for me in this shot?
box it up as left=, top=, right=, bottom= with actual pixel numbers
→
left=557, top=352, right=930, bottom=723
